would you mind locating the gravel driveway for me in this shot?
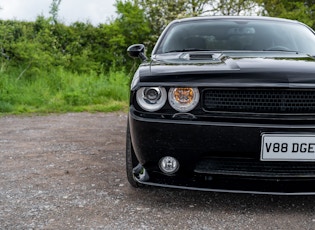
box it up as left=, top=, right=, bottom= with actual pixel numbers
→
left=1, top=112, right=315, bottom=229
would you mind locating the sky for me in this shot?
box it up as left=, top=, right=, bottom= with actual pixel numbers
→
left=0, top=0, right=117, bottom=25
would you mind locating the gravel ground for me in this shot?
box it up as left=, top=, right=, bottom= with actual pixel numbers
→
left=1, top=112, right=315, bottom=229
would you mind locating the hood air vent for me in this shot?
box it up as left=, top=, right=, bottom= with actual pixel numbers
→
left=189, top=53, right=214, bottom=60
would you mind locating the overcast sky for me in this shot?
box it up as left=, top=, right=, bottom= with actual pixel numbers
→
left=0, top=0, right=117, bottom=25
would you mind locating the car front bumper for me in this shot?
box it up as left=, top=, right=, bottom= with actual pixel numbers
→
left=129, top=109, right=315, bottom=195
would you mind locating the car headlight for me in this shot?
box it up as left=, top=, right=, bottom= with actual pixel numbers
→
left=168, top=87, right=199, bottom=112
left=136, top=87, right=167, bottom=112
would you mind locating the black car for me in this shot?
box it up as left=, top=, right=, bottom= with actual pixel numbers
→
left=126, top=16, right=315, bottom=195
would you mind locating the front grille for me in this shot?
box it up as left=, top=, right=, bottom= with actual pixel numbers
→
left=203, top=88, right=315, bottom=113
left=195, top=158, right=315, bottom=178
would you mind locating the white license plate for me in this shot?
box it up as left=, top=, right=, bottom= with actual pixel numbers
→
left=261, top=134, right=315, bottom=161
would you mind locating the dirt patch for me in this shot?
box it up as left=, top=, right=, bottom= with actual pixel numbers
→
left=1, top=112, right=315, bottom=229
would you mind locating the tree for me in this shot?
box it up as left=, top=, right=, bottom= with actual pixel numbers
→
left=257, top=0, right=315, bottom=28
left=49, top=0, right=62, bottom=24
left=97, top=0, right=150, bottom=70
left=208, top=0, right=262, bottom=16
left=188, top=0, right=211, bottom=16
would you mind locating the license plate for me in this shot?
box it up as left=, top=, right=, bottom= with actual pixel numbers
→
left=261, top=133, right=315, bottom=161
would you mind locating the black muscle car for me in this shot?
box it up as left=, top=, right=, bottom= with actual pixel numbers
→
left=126, top=16, right=315, bottom=195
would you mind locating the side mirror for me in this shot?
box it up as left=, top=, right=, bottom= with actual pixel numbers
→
left=127, top=44, right=147, bottom=61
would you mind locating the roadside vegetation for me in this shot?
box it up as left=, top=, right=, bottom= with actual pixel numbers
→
left=0, top=68, right=129, bottom=113
left=1, top=0, right=314, bottom=114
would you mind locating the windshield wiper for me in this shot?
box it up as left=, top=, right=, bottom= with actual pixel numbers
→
left=262, top=47, right=299, bottom=53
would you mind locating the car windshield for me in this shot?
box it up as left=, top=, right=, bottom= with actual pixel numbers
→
left=154, top=18, right=315, bottom=55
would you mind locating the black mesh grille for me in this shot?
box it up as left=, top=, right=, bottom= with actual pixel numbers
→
left=195, top=158, right=315, bottom=178
left=203, top=89, right=315, bottom=113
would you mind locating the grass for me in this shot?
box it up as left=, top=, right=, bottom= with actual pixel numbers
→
left=0, top=67, right=130, bottom=114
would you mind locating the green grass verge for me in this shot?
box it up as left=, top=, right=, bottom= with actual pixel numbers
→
left=0, top=67, right=130, bottom=114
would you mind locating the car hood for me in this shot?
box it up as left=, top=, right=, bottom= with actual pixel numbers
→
left=138, top=52, right=315, bottom=86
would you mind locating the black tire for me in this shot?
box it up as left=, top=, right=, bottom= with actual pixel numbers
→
left=126, top=122, right=142, bottom=188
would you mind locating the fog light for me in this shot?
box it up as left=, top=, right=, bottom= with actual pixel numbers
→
left=159, top=156, right=179, bottom=174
